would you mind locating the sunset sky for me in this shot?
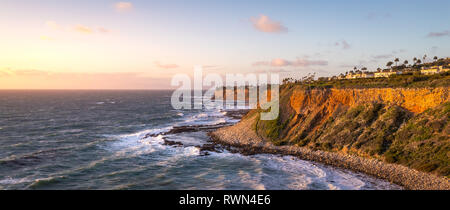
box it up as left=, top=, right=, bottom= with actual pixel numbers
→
left=1, top=0, right=449, bottom=89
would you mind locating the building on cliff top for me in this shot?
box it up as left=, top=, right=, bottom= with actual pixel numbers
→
left=361, top=72, right=374, bottom=78
left=345, top=70, right=373, bottom=79
left=374, top=70, right=402, bottom=78
left=420, top=66, right=450, bottom=75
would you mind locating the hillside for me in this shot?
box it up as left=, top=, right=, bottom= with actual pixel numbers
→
left=236, top=86, right=449, bottom=177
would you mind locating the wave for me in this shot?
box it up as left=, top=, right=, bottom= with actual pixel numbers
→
left=206, top=153, right=380, bottom=190
left=0, top=138, right=110, bottom=169
left=106, top=126, right=200, bottom=160
left=0, top=177, right=29, bottom=185
left=28, top=176, right=64, bottom=189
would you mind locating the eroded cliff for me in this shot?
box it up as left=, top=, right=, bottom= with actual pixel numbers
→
left=252, top=86, right=450, bottom=177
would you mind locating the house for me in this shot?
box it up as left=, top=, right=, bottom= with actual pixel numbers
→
left=421, top=66, right=444, bottom=75
left=374, top=70, right=402, bottom=78
left=442, top=65, right=450, bottom=73
left=361, top=72, right=374, bottom=78
left=345, top=70, right=366, bottom=79
left=328, top=76, right=338, bottom=81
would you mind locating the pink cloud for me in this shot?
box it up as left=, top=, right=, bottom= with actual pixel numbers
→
left=253, top=58, right=328, bottom=67
left=335, top=40, right=351, bottom=49
left=114, top=2, right=133, bottom=12
left=250, top=15, right=288, bottom=33
left=427, top=30, right=449, bottom=37
left=271, top=58, right=291, bottom=67
left=98, top=27, right=110, bottom=33
left=74, top=24, right=94, bottom=34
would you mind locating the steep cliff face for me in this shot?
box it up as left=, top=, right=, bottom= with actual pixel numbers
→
left=290, top=87, right=449, bottom=114
left=253, top=86, right=450, bottom=176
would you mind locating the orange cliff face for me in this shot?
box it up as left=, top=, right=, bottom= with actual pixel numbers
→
left=290, top=87, right=449, bottom=115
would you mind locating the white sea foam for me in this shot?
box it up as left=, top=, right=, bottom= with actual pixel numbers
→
left=117, top=126, right=173, bottom=140
left=0, top=177, right=29, bottom=185
left=194, top=113, right=209, bottom=118
left=205, top=153, right=377, bottom=190
left=107, top=125, right=201, bottom=162
left=238, top=170, right=266, bottom=190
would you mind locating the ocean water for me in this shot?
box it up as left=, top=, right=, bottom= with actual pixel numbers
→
left=0, top=90, right=401, bottom=190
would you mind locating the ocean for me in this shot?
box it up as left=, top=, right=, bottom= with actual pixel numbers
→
left=0, top=90, right=401, bottom=190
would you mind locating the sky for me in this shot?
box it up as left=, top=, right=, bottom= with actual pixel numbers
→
left=0, top=0, right=449, bottom=89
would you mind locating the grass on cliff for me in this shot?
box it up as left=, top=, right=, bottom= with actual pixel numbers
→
left=283, top=71, right=450, bottom=89
left=384, top=102, right=450, bottom=177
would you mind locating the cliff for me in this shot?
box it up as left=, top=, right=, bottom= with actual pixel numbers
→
left=245, top=86, right=449, bottom=177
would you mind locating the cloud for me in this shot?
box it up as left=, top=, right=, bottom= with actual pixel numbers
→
left=271, top=58, right=291, bottom=67
left=0, top=69, right=49, bottom=77
left=98, top=27, right=110, bottom=33
left=45, top=21, right=64, bottom=31
left=45, top=21, right=109, bottom=35
left=74, top=24, right=94, bottom=34
left=372, top=54, right=393, bottom=59
left=334, top=40, right=351, bottom=49
left=392, top=49, right=406, bottom=54
left=202, top=65, right=223, bottom=71
left=250, top=15, right=288, bottom=33
left=0, top=69, right=173, bottom=89
left=427, top=30, right=449, bottom=37
left=295, top=58, right=329, bottom=66
left=253, top=69, right=292, bottom=74
left=338, top=64, right=355, bottom=68
left=154, top=61, right=179, bottom=69
left=366, top=12, right=391, bottom=20
left=114, top=2, right=133, bottom=12
left=252, top=58, right=328, bottom=67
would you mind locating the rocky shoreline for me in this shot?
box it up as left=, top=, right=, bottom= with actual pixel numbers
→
left=209, top=113, right=450, bottom=190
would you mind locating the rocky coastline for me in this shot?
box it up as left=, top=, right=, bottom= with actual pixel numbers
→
left=208, top=112, right=450, bottom=190
left=141, top=109, right=449, bottom=190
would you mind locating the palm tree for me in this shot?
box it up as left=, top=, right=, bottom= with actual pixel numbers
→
left=404, top=60, right=409, bottom=66
left=433, top=56, right=438, bottom=62
left=377, top=68, right=382, bottom=72
left=413, top=57, right=417, bottom=65
left=361, top=67, right=368, bottom=71
left=416, top=59, right=422, bottom=65
left=353, top=66, right=357, bottom=71
left=423, top=54, right=427, bottom=63
left=394, top=58, right=400, bottom=66
left=386, top=61, right=394, bottom=69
